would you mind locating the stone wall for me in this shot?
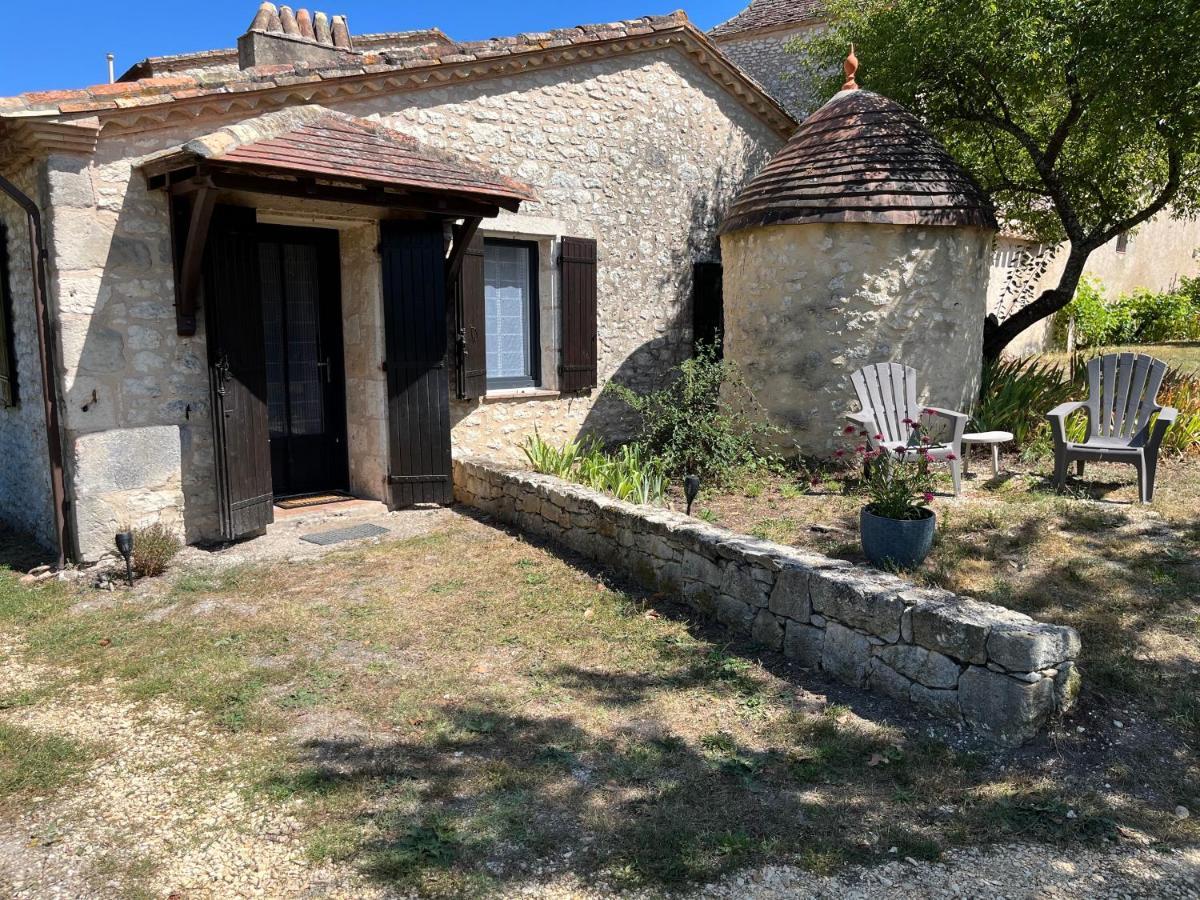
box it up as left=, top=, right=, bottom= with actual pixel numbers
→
left=0, top=162, right=56, bottom=549
left=35, top=44, right=784, bottom=561
left=454, top=453, right=1081, bottom=745
left=714, top=25, right=825, bottom=121
left=722, top=222, right=993, bottom=456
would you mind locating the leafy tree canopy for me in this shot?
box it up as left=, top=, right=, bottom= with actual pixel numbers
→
left=793, top=0, right=1200, bottom=357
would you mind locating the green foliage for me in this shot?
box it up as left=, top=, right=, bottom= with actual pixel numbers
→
left=604, top=343, right=780, bottom=483
left=796, top=0, right=1200, bottom=247
left=1056, top=277, right=1200, bottom=348
left=522, top=431, right=667, bottom=504
left=975, top=356, right=1078, bottom=446
left=1158, top=369, right=1200, bottom=455
left=132, top=522, right=182, bottom=577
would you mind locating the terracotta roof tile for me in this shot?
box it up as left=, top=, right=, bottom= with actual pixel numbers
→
left=710, top=0, right=826, bottom=39
left=722, top=89, right=997, bottom=232
left=0, top=10, right=795, bottom=139
left=144, top=106, right=536, bottom=210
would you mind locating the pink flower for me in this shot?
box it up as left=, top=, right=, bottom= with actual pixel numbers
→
left=874, top=433, right=884, bottom=441
left=810, top=476, right=821, bottom=488
left=893, top=446, right=906, bottom=456
left=834, top=449, right=846, bottom=458
left=856, top=445, right=868, bottom=454
left=843, top=425, right=857, bottom=434
left=924, top=453, right=936, bottom=463
left=923, top=407, right=936, bottom=416
left=923, top=492, right=935, bottom=504
left=921, top=434, right=932, bottom=444
left=859, top=430, right=869, bottom=437
left=902, top=417, right=914, bottom=426
left=946, top=452, right=957, bottom=461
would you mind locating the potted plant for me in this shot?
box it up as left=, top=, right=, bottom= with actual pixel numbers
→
left=839, top=421, right=944, bottom=569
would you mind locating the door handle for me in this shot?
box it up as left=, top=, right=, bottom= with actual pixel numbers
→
left=316, top=357, right=332, bottom=384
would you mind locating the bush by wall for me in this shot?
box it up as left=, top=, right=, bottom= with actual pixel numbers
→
left=1055, top=277, right=1200, bottom=348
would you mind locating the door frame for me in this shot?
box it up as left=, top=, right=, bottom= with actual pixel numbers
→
left=256, top=223, right=350, bottom=499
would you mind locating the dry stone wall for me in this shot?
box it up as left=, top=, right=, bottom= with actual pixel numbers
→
left=454, top=453, right=1082, bottom=745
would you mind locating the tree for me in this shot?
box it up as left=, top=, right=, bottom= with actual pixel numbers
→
left=793, top=0, right=1200, bottom=360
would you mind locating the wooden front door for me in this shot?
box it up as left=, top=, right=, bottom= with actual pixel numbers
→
left=258, top=226, right=349, bottom=498
left=380, top=220, right=453, bottom=507
left=204, top=206, right=274, bottom=540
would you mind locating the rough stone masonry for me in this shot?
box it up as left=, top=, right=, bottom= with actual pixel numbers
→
left=453, top=454, right=1082, bottom=745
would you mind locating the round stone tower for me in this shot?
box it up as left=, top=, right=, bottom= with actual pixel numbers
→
left=720, top=54, right=998, bottom=456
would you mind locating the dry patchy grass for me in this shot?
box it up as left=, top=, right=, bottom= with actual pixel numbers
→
left=0, top=510, right=1197, bottom=896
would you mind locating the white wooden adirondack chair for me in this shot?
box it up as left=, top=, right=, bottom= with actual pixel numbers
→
left=1047, top=352, right=1177, bottom=503
left=846, top=363, right=970, bottom=495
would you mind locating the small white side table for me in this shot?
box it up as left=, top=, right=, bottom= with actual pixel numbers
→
left=962, top=431, right=1014, bottom=477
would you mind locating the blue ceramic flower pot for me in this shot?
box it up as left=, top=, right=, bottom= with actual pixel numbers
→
left=860, top=506, right=935, bottom=570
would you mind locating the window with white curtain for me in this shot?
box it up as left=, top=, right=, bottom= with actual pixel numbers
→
left=483, top=239, right=540, bottom=389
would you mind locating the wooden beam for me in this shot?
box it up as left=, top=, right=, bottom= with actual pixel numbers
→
left=172, top=167, right=505, bottom=219
left=445, top=216, right=482, bottom=281
left=170, top=185, right=216, bottom=336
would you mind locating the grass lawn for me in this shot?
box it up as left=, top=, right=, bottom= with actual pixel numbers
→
left=0, top=501, right=1197, bottom=896
left=1038, top=340, right=1200, bottom=373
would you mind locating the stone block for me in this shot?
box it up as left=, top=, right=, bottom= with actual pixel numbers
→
left=908, top=596, right=1026, bottom=665
left=768, top=564, right=811, bottom=621
left=1052, top=662, right=1081, bottom=713
left=810, top=567, right=906, bottom=642
left=72, top=426, right=182, bottom=496
left=821, top=622, right=872, bottom=687
left=987, top=623, right=1081, bottom=672
left=867, top=658, right=913, bottom=702
left=909, top=683, right=961, bottom=721
left=720, top=561, right=770, bottom=608
left=681, top=549, right=721, bottom=590
left=876, top=643, right=961, bottom=689
left=714, top=594, right=754, bottom=632
left=783, top=621, right=824, bottom=667
left=958, top=665, right=1054, bottom=744
left=751, top=609, right=785, bottom=651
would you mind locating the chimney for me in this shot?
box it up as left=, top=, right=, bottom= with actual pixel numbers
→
left=237, top=2, right=359, bottom=69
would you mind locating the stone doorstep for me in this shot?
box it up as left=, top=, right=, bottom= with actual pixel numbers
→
left=451, top=455, right=1080, bottom=744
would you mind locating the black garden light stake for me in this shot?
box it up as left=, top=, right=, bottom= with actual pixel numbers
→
left=115, top=529, right=134, bottom=586
left=684, top=475, right=701, bottom=516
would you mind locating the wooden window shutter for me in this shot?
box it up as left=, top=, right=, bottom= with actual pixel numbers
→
left=0, top=225, right=17, bottom=408
left=558, top=236, right=597, bottom=392
left=454, top=230, right=487, bottom=400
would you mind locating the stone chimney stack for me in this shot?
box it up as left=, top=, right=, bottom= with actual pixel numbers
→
left=237, top=2, right=359, bottom=69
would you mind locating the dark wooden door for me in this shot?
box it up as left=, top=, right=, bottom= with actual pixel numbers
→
left=203, top=206, right=274, bottom=540
left=380, top=220, right=453, bottom=507
left=258, top=226, right=348, bottom=498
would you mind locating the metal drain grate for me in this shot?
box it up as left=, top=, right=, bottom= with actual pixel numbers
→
left=299, top=523, right=390, bottom=546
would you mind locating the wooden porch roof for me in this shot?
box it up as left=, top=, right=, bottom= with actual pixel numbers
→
left=141, top=105, right=536, bottom=214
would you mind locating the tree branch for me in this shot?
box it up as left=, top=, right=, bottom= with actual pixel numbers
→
left=1089, top=140, right=1182, bottom=248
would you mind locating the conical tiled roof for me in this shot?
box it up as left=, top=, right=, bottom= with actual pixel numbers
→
left=722, top=88, right=997, bottom=233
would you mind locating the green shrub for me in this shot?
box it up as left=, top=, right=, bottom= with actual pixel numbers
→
left=1056, top=276, right=1200, bottom=347
left=974, top=356, right=1079, bottom=447
left=132, top=522, right=182, bottom=577
left=604, top=342, right=780, bottom=483
left=1158, top=369, right=1200, bottom=455
left=522, top=432, right=667, bottom=504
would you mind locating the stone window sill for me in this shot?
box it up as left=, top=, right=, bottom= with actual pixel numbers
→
left=482, top=388, right=561, bottom=403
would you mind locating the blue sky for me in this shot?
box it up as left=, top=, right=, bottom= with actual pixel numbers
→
left=0, top=1, right=746, bottom=97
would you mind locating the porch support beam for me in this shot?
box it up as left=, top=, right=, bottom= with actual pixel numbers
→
left=167, top=168, right=506, bottom=219
left=445, top=216, right=482, bottom=281
left=168, top=183, right=216, bottom=337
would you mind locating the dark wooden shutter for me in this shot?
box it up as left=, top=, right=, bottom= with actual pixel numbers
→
left=454, top=230, right=487, bottom=400
left=380, top=220, right=453, bottom=507
left=558, top=236, right=597, bottom=392
left=203, top=205, right=274, bottom=540
left=0, top=224, right=17, bottom=408
left=692, top=261, right=724, bottom=357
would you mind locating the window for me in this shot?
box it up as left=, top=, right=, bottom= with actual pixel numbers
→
left=1116, top=231, right=1131, bottom=254
left=483, top=239, right=540, bottom=390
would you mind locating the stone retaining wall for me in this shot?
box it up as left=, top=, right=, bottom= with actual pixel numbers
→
left=453, top=454, right=1082, bottom=745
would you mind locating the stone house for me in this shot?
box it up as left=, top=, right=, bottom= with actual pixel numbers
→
left=711, top=0, right=1200, bottom=354
left=0, top=6, right=794, bottom=562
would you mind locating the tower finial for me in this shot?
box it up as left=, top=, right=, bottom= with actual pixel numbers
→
left=842, top=43, right=859, bottom=91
